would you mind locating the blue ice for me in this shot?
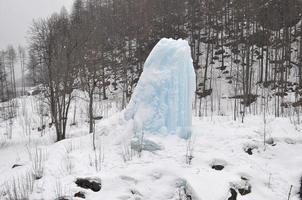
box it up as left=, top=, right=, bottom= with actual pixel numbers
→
left=124, top=38, right=196, bottom=138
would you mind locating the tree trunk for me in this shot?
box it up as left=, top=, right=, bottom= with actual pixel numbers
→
left=89, top=91, right=94, bottom=133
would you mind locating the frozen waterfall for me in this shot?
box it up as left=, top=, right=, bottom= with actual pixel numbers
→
left=124, top=38, right=196, bottom=138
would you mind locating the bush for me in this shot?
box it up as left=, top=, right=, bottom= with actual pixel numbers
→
left=28, top=147, right=47, bottom=180
left=121, top=143, right=133, bottom=162
left=0, top=135, right=8, bottom=149
left=89, top=144, right=104, bottom=172
left=3, top=171, right=34, bottom=200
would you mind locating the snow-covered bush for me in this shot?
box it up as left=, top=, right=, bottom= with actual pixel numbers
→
left=3, top=170, right=34, bottom=200
left=175, top=179, right=194, bottom=200
left=121, top=143, right=133, bottom=162
left=54, top=179, right=71, bottom=200
left=0, top=135, right=7, bottom=149
left=185, top=137, right=195, bottom=165
left=89, top=144, right=104, bottom=172
left=64, top=141, right=74, bottom=154
left=28, top=146, right=47, bottom=180
left=64, top=154, right=73, bottom=175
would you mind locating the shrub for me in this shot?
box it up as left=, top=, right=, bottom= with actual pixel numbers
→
left=3, top=171, right=34, bottom=200
left=28, top=147, right=47, bottom=180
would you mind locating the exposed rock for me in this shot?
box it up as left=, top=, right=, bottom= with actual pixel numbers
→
left=93, top=116, right=103, bottom=120
left=244, top=145, right=257, bottom=155
left=231, top=179, right=252, bottom=196
left=238, top=185, right=251, bottom=195
left=75, top=178, right=102, bottom=192
left=211, top=165, right=224, bottom=171
left=12, top=164, right=22, bottom=168
left=210, top=159, right=227, bottom=171
left=74, top=192, right=85, bottom=199
left=55, top=197, right=71, bottom=200
left=228, top=188, right=237, bottom=200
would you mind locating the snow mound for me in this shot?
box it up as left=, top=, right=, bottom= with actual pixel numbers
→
left=125, top=38, right=196, bottom=138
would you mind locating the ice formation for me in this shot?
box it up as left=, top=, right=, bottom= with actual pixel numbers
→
left=124, top=38, right=196, bottom=138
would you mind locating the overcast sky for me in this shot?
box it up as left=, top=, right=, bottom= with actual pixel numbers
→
left=0, top=0, right=74, bottom=50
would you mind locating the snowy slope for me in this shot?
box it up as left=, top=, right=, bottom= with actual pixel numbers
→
left=1, top=107, right=302, bottom=200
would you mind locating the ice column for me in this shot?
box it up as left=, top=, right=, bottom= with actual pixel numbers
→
left=124, top=38, right=196, bottom=138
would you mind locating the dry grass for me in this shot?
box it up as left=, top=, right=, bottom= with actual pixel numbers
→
left=27, top=146, right=47, bottom=180
left=3, top=170, right=34, bottom=200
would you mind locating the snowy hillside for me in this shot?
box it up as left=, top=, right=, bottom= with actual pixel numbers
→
left=0, top=98, right=302, bottom=200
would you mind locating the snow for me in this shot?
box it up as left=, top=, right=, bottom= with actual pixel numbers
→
left=125, top=38, right=196, bottom=138
left=1, top=99, right=302, bottom=200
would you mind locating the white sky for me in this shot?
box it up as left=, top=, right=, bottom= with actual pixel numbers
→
left=0, top=0, right=74, bottom=50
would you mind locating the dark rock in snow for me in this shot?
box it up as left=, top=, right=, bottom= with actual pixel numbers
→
left=228, top=188, right=237, bottom=200
left=93, top=116, right=103, bottom=120
left=230, top=177, right=252, bottom=197
left=246, top=148, right=253, bottom=155
left=74, top=192, right=85, bottom=199
left=12, top=164, right=22, bottom=168
left=212, top=165, right=224, bottom=171
left=211, top=159, right=227, bottom=171
left=38, top=125, right=46, bottom=132
left=56, top=197, right=70, bottom=200
left=75, top=178, right=102, bottom=192
left=238, top=185, right=251, bottom=195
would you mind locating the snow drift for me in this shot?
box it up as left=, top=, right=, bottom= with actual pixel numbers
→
left=125, top=38, right=196, bottom=138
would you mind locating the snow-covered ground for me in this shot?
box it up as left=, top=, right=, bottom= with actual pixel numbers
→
left=0, top=99, right=302, bottom=200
